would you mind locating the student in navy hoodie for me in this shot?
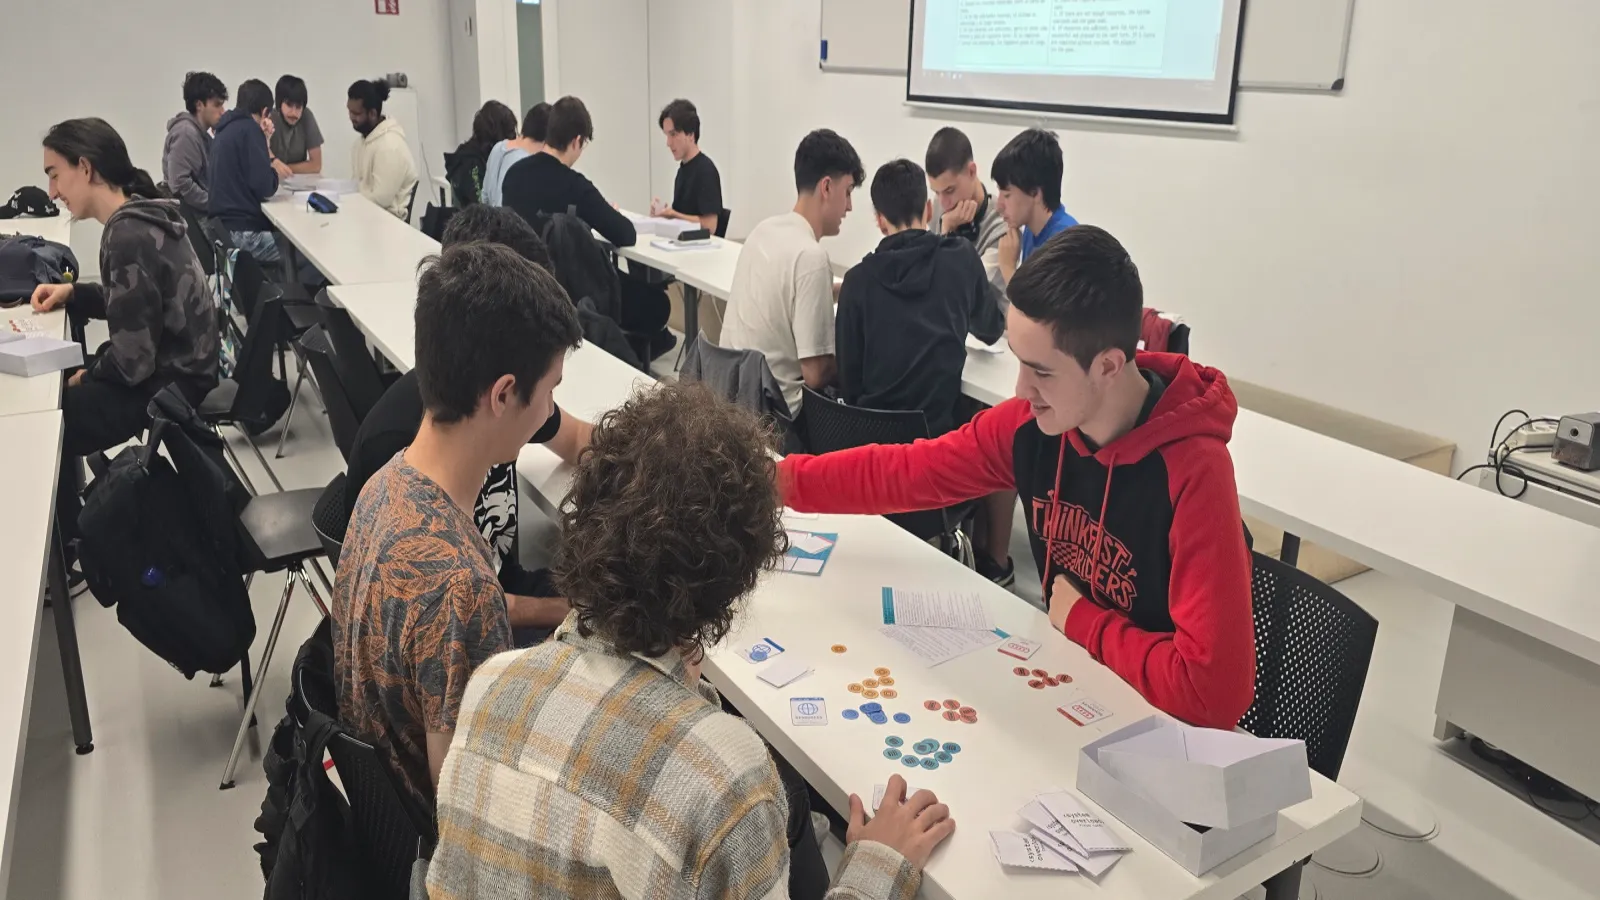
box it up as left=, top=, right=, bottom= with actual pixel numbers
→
left=782, top=225, right=1255, bottom=730
left=835, top=158, right=1002, bottom=438
left=209, top=79, right=288, bottom=263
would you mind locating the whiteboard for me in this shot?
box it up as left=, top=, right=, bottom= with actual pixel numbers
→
left=820, top=0, right=1356, bottom=92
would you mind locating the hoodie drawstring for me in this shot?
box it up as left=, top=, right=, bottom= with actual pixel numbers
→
left=1041, top=435, right=1069, bottom=602
left=1041, top=433, right=1117, bottom=612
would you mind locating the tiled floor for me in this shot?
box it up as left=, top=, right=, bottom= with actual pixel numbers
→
left=9, top=372, right=1599, bottom=899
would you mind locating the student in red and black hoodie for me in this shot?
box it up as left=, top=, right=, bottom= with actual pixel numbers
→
left=779, top=225, right=1254, bottom=729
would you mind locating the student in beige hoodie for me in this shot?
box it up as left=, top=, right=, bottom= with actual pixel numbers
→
left=346, top=79, right=418, bottom=220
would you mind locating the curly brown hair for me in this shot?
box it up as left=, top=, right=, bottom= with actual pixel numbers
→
left=555, top=382, right=789, bottom=659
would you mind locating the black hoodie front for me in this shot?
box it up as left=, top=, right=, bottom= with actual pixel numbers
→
left=835, top=229, right=1004, bottom=435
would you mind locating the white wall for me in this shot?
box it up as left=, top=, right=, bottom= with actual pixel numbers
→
left=646, top=0, right=734, bottom=214
left=548, top=0, right=654, bottom=210
left=0, top=0, right=458, bottom=201
left=635, top=0, right=1600, bottom=467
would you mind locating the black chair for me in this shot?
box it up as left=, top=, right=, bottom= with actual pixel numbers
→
left=316, top=290, right=391, bottom=421
left=1239, top=551, right=1378, bottom=781
left=327, top=730, right=436, bottom=899
left=218, top=473, right=333, bottom=789
left=404, top=182, right=420, bottom=223
left=175, top=202, right=216, bottom=276
left=311, top=473, right=348, bottom=567
left=715, top=207, right=731, bottom=239
left=799, top=386, right=975, bottom=565
left=200, top=296, right=295, bottom=493
left=297, top=325, right=363, bottom=461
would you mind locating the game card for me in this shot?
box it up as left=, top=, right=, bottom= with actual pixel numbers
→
left=1057, top=698, right=1113, bottom=727
left=1037, top=791, right=1130, bottom=854
left=734, top=638, right=785, bottom=663
left=996, top=636, right=1042, bottom=660
left=789, top=697, right=828, bottom=726
left=871, top=782, right=929, bottom=811
left=757, top=656, right=813, bottom=688
left=1019, top=801, right=1121, bottom=876
left=989, top=831, right=1078, bottom=872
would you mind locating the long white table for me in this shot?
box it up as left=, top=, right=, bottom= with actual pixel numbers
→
left=261, top=192, right=438, bottom=286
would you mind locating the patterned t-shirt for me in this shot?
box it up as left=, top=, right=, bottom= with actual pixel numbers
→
left=332, top=454, right=512, bottom=806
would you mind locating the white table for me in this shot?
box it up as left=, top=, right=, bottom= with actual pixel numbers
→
left=607, top=215, right=744, bottom=351
left=262, top=192, right=439, bottom=286
left=0, top=218, right=72, bottom=418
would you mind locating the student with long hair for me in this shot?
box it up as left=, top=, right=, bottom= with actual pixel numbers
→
left=30, top=117, right=219, bottom=561
left=446, top=100, right=518, bottom=206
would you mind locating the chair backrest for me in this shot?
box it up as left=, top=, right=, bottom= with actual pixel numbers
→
left=316, top=290, right=389, bottom=420
left=229, top=296, right=291, bottom=426
left=1239, top=552, right=1377, bottom=781
left=231, top=250, right=273, bottom=321
left=310, top=473, right=348, bottom=568
left=405, top=182, right=420, bottom=222
left=326, top=731, right=435, bottom=900
left=716, top=207, right=731, bottom=239
left=175, top=203, right=216, bottom=276
left=298, top=325, right=363, bottom=461
left=681, top=335, right=799, bottom=451
left=799, top=386, right=931, bottom=453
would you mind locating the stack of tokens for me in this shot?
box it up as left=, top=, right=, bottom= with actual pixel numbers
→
left=846, top=667, right=899, bottom=701
left=922, top=698, right=979, bottom=724
left=1012, top=666, right=1073, bottom=690
left=889, top=737, right=962, bottom=770
left=857, top=702, right=888, bottom=725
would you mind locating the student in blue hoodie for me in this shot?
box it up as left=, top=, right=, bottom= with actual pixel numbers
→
left=209, top=79, right=288, bottom=263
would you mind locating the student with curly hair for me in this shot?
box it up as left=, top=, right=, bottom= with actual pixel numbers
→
left=429, top=383, right=956, bottom=900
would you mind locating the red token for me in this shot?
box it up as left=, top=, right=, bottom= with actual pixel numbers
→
left=1028, top=679, right=1045, bottom=689
left=1058, top=674, right=1073, bottom=684
left=1012, top=666, right=1031, bottom=677
left=942, top=710, right=961, bottom=722
left=958, top=706, right=975, bottom=717
left=924, top=700, right=942, bottom=711
left=1031, top=668, right=1048, bottom=678
left=943, top=699, right=960, bottom=710
left=1043, top=676, right=1059, bottom=687
left=960, top=711, right=978, bottom=724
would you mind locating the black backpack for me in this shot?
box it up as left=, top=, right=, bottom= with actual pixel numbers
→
left=76, top=388, right=255, bottom=678
left=531, top=209, right=623, bottom=323
left=0, top=235, right=79, bottom=303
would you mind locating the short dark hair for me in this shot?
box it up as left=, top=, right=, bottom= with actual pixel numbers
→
left=521, top=102, right=551, bottom=141
left=442, top=204, right=554, bottom=273
left=545, top=96, right=594, bottom=151
left=1008, top=225, right=1142, bottom=370
left=658, top=98, right=701, bottom=141
left=793, top=129, right=864, bottom=194
left=183, top=71, right=228, bottom=116
left=924, top=126, right=974, bottom=178
left=991, top=128, right=1063, bottom=210
left=870, top=159, right=929, bottom=229
left=557, top=382, right=787, bottom=659
left=274, top=74, right=308, bottom=109
left=413, top=242, right=581, bottom=424
left=347, top=78, right=391, bottom=113
left=471, top=100, right=518, bottom=149
left=236, top=79, right=273, bottom=117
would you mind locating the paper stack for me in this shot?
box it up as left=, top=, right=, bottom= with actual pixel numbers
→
left=624, top=212, right=698, bottom=238
left=877, top=587, right=1005, bottom=666
left=988, top=789, right=1130, bottom=876
left=1077, top=716, right=1311, bottom=874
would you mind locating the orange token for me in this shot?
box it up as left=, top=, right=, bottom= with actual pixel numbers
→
left=924, top=700, right=942, bottom=711
left=880, top=688, right=898, bottom=699
left=831, top=645, right=847, bottom=653
left=861, top=689, right=880, bottom=699
left=942, top=699, right=960, bottom=710
left=862, top=678, right=879, bottom=689
left=873, top=667, right=891, bottom=677
left=847, top=683, right=863, bottom=693
left=878, top=676, right=895, bottom=686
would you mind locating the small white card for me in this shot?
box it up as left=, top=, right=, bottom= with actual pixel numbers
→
left=997, top=636, right=1042, bottom=661
left=734, top=638, right=785, bottom=663
left=1030, top=827, right=1121, bottom=877
left=786, top=530, right=835, bottom=554
left=758, top=656, right=813, bottom=688
left=872, top=782, right=929, bottom=811
left=989, top=831, right=1078, bottom=872
left=789, top=697, right=828, bottom=726
left=1038, top=791, right=1130, bottom=854
left=1058, top=698, right=1113, bottom=727
left=780, top=555, right=825, bottom=575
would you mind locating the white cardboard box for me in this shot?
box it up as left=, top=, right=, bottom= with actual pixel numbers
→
left=1077, top=717, right=1278, bottom=875
left=1096, top=717, right=1311, bottom=829
left=0, top=337, right=82, bottom=376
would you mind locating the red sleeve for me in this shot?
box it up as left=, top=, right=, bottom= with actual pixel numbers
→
left=1062, top=436, right=1255, bottom=729
left=778, top=398, right=1029, bottom=515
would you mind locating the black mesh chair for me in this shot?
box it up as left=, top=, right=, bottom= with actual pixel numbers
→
left=297, top=326, right=363, bottom=462
left=715, top=207, right=731, bottom=239
left=327, top=730, right=436, bottom=900
left=311, top=473, right=348, bottom=568
left=316, top=291, right=391, bottom=421
left=200, top=296, right=294, bottom=493
left=799, top=387, right=975, bottom=565
left=1239, top=551, right=1378, bottom=780
left=174, top=202, right=215, bottom=276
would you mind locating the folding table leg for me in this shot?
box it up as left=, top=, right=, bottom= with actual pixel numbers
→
left=48, top=522, right=93, bottom=754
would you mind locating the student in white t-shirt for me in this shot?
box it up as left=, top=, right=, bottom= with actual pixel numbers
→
left=722, top=129, right=863, bottom=418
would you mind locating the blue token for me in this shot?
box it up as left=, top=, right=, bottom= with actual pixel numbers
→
left=885, top=736, right=904, bottom=748
left=892, top=712, right=911, bottom=724
left=920, top=757, right=940, bottom=770
left=860, top=702, right=883, bottom=713
left=870, top=715, right=888, bottom=725
left=915, top=741, right=937, bottom=755
left=935, top=751, right=953, bottom=763
left=942, top=742, right=961, bottom=754
left=840, top=709, right=859, bottom=721
left=883, top=748, right=902, bottom=760
left=901, top=755, right=920, bottom=768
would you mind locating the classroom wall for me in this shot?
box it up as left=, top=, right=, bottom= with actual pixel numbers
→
left=518, top=2, right=547, bottom=110
left=630, top=0, right=1600, bottom=468
left=549, top=0, right=654, bottom=211
left=0, top=0, right=458, bottom=201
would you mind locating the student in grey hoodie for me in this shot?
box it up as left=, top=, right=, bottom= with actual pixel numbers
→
left=162, top=71, right=228, bottom=216
left=32, top=118, right=220, bottom=551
